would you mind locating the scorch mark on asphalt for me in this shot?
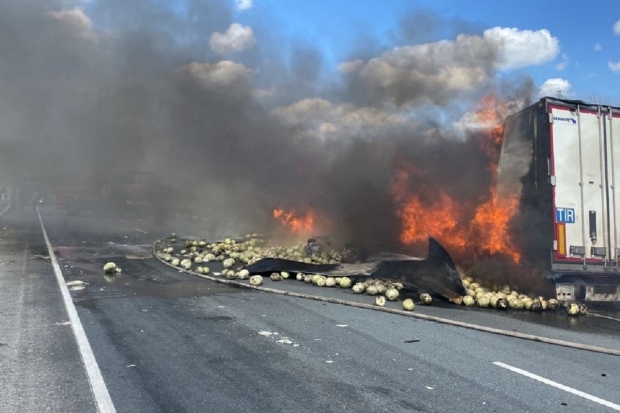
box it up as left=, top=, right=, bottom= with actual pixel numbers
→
left=37, top=207, right=117, bottom=413
left=493, top=361, right=620, bottom=411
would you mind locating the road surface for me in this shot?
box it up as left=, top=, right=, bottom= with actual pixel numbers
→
left=1, top=206, right=620, bottom=413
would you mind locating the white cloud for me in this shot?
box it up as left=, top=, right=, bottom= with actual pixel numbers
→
left=235, top=0, right=253, bottom=10
left=341, top=27, right=560, bottom=106
left=483, top=27, right=559, bottom=69
left=555, top=53, right=569, bottom=71
left=337, top=59, right=364, bottom=73
left=614, top=19, right=620, bottom=34
left=273, top=98, right=417, bottom=139
left=539, top=78, right=572, bottom=98
left=178, top=61, right=253, bottom=87
left=210, top=23, right=255, bottom=55
left=352, top=34, right=497, bottom=106
left=273, top=98, right=335, bottom=125
left=59, top=0, right=93, bottom=5
left=609, top=61, right=620, bottom=73
left=46, top=7, right=96, bottom=39
left=594, top=43, right=602, bottom=51
left=252, top=88, right=275, bottom=99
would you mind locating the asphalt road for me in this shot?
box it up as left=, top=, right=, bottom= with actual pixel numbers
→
left=1, top=206, right=620, bottom=413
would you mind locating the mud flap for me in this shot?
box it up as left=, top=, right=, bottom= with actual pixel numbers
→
left=245, top=237, right=466, bottom=303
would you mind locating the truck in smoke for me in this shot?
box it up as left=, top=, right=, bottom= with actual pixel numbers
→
left=498, top=97, right=620, bottom=301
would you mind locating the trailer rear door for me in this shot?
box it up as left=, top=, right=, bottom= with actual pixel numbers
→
left=550, top=103, right=620, bottom=271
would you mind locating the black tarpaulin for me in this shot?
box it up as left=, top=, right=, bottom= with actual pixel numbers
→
left=245, top=237, right=466, bottom=303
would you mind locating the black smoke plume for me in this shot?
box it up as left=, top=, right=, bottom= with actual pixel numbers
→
left=0, top=2, right=537, bottom=275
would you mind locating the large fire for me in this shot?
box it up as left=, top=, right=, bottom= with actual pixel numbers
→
left=272, top=94, right=521, bottom=263
left=391, top=168, right=468, bottom=251
left=273, top=208, right=317, bottom=235
left=470, top=194, right=520, bottom=262
left=392, top=94, right=521, bottom=263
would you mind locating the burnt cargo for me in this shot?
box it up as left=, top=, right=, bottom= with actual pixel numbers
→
left=498, top=97, right=620, bottom=301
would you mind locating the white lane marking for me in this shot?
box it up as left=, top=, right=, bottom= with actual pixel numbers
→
left=37, top=208, right=116, bottom=413
left=493, top=361, right=620, bottom=411
left=589, top=313, right=620, bottom=322
left=0, top=201, right=11, bottom=217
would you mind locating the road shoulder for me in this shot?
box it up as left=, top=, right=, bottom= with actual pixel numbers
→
left=0, top=214, right=97, bottom=413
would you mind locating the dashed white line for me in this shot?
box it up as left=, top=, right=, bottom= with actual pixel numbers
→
left=37, top=207, right=116, bottom=413
left=494, top=361, right=620, bottom=411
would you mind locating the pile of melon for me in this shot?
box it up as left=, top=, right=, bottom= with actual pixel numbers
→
left=157, top=234, right=587, bottom=316
left=460, top=276, right=587, bottom=316
left=156, top=234, right=435, bottom=311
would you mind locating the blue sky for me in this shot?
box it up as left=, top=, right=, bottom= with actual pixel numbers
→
left=55, top=0, right=620, bottom=139
left=236, top=0, right=620, bottom=101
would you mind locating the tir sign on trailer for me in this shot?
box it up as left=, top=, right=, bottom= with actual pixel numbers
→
left=556, top=208, right=575, bottom=224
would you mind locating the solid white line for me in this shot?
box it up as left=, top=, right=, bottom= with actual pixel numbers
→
left=37, top=207, right=116, bottom=413
left=493, top=361, right=620, bottom=411
left=589, top=313, right=620, bottom=323
left=0, top=200, right=11, bottom=217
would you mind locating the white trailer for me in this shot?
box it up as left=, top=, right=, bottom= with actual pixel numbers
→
left=498, top=97, right=620, bottom=301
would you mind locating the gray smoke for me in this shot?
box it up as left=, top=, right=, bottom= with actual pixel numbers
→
left=0, top=0, right=302, bottom=222
left=0, top=2, right=536, bottom=261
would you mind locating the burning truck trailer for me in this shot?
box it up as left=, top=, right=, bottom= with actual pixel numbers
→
left=497, top=96, right=620, bottom=302
left=154, top=95, right=592, bottom=312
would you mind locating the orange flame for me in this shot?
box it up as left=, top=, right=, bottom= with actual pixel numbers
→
left=468, top=94, right=521, bottom=262
left=391, top=169, right=468, bottom=256
left=397, top=192, right=469, bottom=251
left=473, top=94, right=508, bottom=176
left=470, top=194, right=521, bottom=262
left=392, top=93, right=521, bottom=263
left=273, top=208, right=316, bottom=234
left=392, top=169, right=468, bottom=251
